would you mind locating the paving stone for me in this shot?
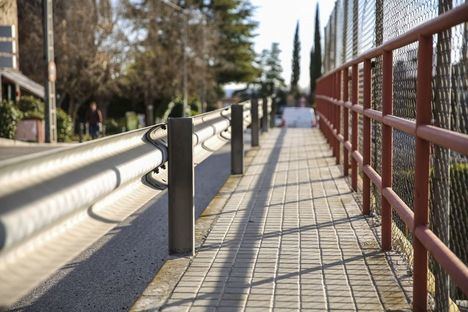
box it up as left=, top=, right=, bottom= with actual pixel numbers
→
left=158, top=129, right=411, bottom=311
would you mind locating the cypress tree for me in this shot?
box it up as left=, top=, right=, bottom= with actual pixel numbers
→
left=309, top=3, right=322, bottom=97
left=290, top=21, right=301, bottom=95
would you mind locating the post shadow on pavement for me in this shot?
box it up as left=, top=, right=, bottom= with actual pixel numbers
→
left=163, top=128, right=287, bottom=309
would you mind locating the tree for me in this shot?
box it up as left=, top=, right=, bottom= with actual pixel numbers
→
left=290, top=21, right=300, bottom=96
left=18, top=0, right=122, bottom=121
left=309, top=3, right=322, bottom=97
left=259, top=43, right=285, bottom=96
left=210, top=0, right=259, bottom=85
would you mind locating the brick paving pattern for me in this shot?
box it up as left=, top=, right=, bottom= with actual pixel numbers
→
left=162, top=128, right=411, bottom=311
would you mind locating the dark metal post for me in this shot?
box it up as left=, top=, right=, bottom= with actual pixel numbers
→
left=251, top=97, right=260, bottom=147
left=262, top=97, right=269, bottom=132
left=43, top=0, right=57, bottom=143
left=231, top=104, right=244, bottom=174
left=168, top=117, right=194, bottom=255
left=413, top=35, right=432, bottom=312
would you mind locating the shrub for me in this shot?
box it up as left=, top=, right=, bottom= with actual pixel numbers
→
left=104, top=118, right=126, bottom=135
left=56, top=108, right=73, bottom=142
left=18, top=96, right=44, bottom=120
left=0, top=100, right=23, bottom=139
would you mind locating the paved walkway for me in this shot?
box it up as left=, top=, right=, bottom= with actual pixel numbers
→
left=161, top=128, right=411, bottom=311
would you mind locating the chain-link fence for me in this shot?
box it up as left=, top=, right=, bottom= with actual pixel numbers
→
left=323, top=0, right=467, bottom=311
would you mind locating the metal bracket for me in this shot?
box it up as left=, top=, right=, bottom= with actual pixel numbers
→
left=144, top=124, right=169, bottom=190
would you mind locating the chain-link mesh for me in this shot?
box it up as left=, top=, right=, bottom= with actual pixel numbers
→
left=322, top=0, right=468, bottom=310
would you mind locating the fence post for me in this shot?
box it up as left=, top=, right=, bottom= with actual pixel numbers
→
left=168, top=117, right=194, bottom=255
left=413, top=35, right=432, bottom=312
left=231, top=104, right=244, bottom=174
left=351, top=64, right=358, bottom=191
left=336, top=71, right=341, bottom=165
left=381, top=50, right=393, bottom=251
left=251, top=97, right=260, bottom=147
left=343, top=68, right=349, bottom=176
left=363, top=59, right=371, bottom=215
left=262, top=97, right=269, bottom=132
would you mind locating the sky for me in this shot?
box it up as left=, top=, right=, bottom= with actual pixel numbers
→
left=250, top=0, right=335, bottom=90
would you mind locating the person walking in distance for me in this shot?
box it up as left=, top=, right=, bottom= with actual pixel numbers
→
left=86, top=102, right=103, bottom=139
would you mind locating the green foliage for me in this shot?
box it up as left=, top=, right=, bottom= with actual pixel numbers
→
left=125, top=111, right=139, bottom=131
left=0, top=100, right=23, bottom=139
left=18, top=96, right=44, bottom=120
left=258, top=42, right=285, bottom=97
left=104, top=118, right=126, bottom=135
left=290, top=21, right=301, bottom=95
left=56, top=108, right=73, bottom=142
left=16, top=96, right=73, bottom=142
left=212, top=0, right=259, bottom=84
left=310, top=4, right=322, bottom=97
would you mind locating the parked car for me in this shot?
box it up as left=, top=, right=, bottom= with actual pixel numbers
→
left=280, top=107, right=316, bottom=128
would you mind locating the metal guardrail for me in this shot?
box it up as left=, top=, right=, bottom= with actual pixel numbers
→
left=315, top=4, right=468, bottom=311
left=0, top=98, right=271, bottom=308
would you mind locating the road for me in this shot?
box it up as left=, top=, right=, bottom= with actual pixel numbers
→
left=10, top=139, right=250, bottom=312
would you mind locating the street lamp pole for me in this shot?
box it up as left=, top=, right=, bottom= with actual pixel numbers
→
left=162, top=0, right=188, bottom=117
left=43, top=0, right=57, bottom=143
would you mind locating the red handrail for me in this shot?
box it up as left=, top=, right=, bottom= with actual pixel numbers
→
left=315, top=3, right=468, bottom=311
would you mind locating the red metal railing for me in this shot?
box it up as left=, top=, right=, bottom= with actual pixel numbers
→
left=315, top=4, right=468, bottom=311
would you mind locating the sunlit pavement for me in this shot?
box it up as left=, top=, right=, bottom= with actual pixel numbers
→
left=136, top=128, right=413, bottom=311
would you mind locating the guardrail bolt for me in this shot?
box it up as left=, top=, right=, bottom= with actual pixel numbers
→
left=231, top=104, right=244, bottom=174
left=262, top=97, right=269, bottom=132
left=251, top=97, right=260, bottom=147
left=168, top=117, right=194, bottom=255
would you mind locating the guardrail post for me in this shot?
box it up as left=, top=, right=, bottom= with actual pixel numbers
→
left=231, top=104, right=244, bottom=174
left=168, top=117, right=194, bottom=255
left=381, top=51, right=393, bottom=251
left=262, top=97, right=269, bottom=132
left=413, top=35, right=432, bottom=312
left=251, top=97, right=260, bottom=147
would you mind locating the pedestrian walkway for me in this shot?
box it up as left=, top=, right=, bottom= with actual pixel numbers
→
left=160, top=128, right=412, bottom=311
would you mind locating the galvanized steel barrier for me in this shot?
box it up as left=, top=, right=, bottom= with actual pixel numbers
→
left=315, top=4, right=468, bottom=311
left=0, top=98, right=271, bottom=308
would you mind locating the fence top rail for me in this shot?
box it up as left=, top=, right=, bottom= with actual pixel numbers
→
left=317, top=3, right=468, bottom=82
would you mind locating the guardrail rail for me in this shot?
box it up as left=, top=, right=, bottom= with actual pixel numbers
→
left=0, top=98, right=272, bottom=309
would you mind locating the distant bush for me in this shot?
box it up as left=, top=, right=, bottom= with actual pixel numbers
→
left=0, top=100, right=23, bottom=139
left=56, top=108, right=73, bottom=142
left=18, top=96, right=44, bottom=120
left=104, top=118, right=126, bottom=135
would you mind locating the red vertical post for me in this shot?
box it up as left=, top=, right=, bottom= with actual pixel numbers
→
left=381, top=50, right=393, bottom=251
left=330, top=76, right=333, bottom=146
left=343, top=68, right=349, bottom=176
left=351, top=64, right=358, bottom=191
left=362, top=59, right=371, bottom=215
left=413, top=35, right=432, bottom=312
left=336, top=71, right=341, bottom=165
